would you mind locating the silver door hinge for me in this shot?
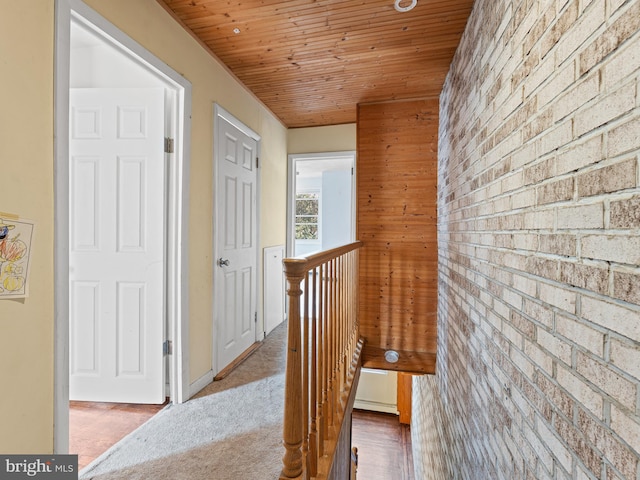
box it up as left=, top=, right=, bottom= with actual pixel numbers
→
left=163, top=340, right=173, bottom=356
left=164, top=137, right=175, bottom=154
left=254, top=312, right=258, bottom=323
left=256, top=156, right=259, bottom=168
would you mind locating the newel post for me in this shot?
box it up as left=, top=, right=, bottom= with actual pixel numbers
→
left=280, top=259, right=306, bottom=480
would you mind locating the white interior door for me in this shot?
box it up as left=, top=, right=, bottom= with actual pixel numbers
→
left=69, top=87, right=166, bottom=404
left=215, top=113, right=258, bottom=373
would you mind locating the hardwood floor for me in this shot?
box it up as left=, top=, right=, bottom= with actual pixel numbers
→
left=69, top=401, right=167, bottom=470
left=352, top=409, right=414, bottom=480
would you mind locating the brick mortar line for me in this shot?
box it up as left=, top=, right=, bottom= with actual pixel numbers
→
left=438, top=278, right=640, bottom=476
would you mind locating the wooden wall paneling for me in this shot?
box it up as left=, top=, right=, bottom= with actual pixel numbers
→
left=357, top=99, right=438, bottom=373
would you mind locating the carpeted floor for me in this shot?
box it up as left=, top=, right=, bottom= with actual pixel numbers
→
left=80, top=323, right=287, bottom=480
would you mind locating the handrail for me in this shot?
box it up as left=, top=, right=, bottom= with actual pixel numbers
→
left=280, top=241, right=364, bottom=480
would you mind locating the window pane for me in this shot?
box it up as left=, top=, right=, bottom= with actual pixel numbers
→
left=296, top=199, right=318, bottom=215
left=295, top=224, right=318, bottom=240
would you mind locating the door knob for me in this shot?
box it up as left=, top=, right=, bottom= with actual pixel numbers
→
left=217, top=258, right=230, bottom=267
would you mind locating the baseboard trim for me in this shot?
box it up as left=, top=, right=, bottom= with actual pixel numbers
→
left=189, top=370, right=214, bottom=398
left=353, top=399, right=399, bottom=415
left=214, top=341, right=262, bottom=381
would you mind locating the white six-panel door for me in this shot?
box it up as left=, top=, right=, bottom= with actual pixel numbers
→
left=69, top=88, right=165, bottom=404
left=215, top=115, right=258, bottom=373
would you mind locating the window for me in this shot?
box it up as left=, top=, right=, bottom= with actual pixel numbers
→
left=295, top=192, right=319, bottom=240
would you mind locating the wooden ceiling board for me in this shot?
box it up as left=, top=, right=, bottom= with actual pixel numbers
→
left=159, top=0, right=475, bottom=126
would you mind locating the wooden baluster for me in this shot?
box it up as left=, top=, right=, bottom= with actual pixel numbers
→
left=302, top=272, right=310, bottom=480
left=308, top=268, right=318, bottom=477
left=320, top=262, right=329, bottom=449
left=334, top=258, right=344, bottom=412
left=331, top=257, right=339, bottom=417
left=348, top=252, right=354, bottom=370
left=281, top=260, right=305, bottom=480
left=324, top=260, right=331, bottom=429
left=354, top=250, right=360, bottom=344
left=344, top=255, right=349, bottom=389
left=336, top=258, right=341, bottom=424
left=326, top=259, right=334, bottom=429
left=340, top=255, right=348, bottom=406
left=336, top=256, right=344, bottom=404
left=353, top=252, right=359, bottom=367
left=316, top=263, right=325, bottom=456
left=344, top=254, right=354, bottom=360
left=349, top=252, right=359, bottom=376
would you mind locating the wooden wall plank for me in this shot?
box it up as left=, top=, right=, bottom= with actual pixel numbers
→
left=357, top=100, right=438, bottom=356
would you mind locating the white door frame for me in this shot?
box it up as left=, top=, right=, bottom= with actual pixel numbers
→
left=286, top=151, right=356, bottom=257
left=54, top=0, right=192, bottom=453
left=212, top=104, right=262, bottom=376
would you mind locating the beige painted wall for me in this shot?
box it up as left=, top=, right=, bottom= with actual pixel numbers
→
left=0, top=2, right=55, bottom=454
left=287, top=124, right=357, bottom=154
left=0, top=0, right=287, bottom=453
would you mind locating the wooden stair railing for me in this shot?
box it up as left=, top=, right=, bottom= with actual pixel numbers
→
left=280, top=241, right=365, bottom=480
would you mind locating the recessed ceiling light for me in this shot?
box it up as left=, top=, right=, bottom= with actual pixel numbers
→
left=384, top=350, right=399, bottom=363
left=233, top=27, right=241, bottom=34
left=394, top=0, right=417, bottom=12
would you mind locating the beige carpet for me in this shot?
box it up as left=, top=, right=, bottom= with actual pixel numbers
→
left=80, top=323, right=287, bottom=480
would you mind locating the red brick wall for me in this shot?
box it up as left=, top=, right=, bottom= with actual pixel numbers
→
left=412, top=0, right=640, bottom=478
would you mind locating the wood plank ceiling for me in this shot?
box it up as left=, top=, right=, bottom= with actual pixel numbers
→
left=158, top=0, right=475, bottom=128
